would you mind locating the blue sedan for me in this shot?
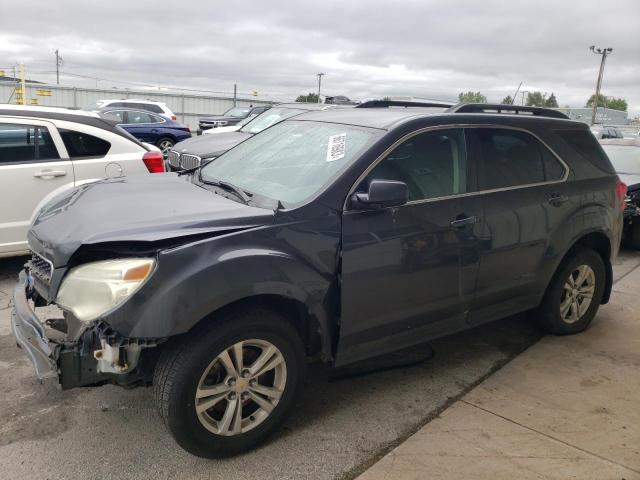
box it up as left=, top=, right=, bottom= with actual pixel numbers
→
left=98, top=108, right=191, bottom=157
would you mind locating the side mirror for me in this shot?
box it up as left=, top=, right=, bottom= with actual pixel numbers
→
left=352, top=179, right=408, bottom=209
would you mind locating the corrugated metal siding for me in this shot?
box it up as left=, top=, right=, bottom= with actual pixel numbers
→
left=0, top=82, right=273, bottom=130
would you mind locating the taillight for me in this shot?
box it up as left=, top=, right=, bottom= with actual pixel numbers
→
left=615, top=178, right=627, bottom=210
left=171, top=115, right=177, bottom=121
left=142, top=151, right=165, bottom=173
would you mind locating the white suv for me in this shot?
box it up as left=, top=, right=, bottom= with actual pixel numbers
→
left=86, top=99, right=177, bottom=120
left=0, top=105, right=165, bottom=257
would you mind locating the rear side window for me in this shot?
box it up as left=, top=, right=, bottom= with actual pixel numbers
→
left=143, top=104, right=164, bottom=113
left=0, top=124, right=59, bottom=163
left=473, top=128, right=565, bottom=190
left=59, top=129, right=111, bottom=158
left=555, top=129, right=615, bottom=174
left=125, top=111, right=154, bottom=124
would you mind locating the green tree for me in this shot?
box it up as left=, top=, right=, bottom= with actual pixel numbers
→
left=525, top=91, right=547, bottom=107
left=458, top=91, right=487, bottom=103
left=586, top=94, right=627, bottom=111
left=500, top=95, right=514, bottom=105
left=544, top=92, right=558, bottom=108
left=295, top=92, right=319, bottom=103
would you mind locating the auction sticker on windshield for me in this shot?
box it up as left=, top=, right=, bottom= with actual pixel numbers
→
left=326, top=133, right=347, bottom=162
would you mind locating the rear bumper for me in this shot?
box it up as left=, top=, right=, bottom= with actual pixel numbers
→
left=10, top=270, right=59, bottom=380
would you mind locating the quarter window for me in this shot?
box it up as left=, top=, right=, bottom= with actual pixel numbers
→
left=125, top=111, right=154, bottom=124
left=365, top=129, right=468, bottom=201
left=59, top=129, right=111, bottom=158
left=474, top=128, right=564, bottom=190
left=0, top=124, right=59, bottom=163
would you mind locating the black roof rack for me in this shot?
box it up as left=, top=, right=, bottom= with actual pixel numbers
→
left=447, top=103, right=569, bottom=119
left=356, top=100, right=453, bottom=109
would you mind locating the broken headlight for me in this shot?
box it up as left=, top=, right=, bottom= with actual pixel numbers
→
left=56, top=258, right=155, bottom=322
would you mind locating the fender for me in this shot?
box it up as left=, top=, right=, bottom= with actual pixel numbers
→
left=100, top=223, right=339, bottom=357
left=29, top=178, right=102, bottom=225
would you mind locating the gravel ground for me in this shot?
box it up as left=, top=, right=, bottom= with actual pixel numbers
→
left=0, top=250, right=638, bottom=480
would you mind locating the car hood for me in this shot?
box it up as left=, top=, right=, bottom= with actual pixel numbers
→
left=174, top=131, right=252, bottom=158
left=618, top=173, right=640, bottom=191
left=28, top=174, right=274, bottom=267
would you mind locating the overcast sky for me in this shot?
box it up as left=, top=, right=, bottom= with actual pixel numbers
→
left=1, top=0, right=638, bottom=115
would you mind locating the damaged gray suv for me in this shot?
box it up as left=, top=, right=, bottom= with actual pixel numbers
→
left=11, top=103, right=624, bottom=457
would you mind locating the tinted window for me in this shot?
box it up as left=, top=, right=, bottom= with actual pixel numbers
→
left=0, top=124, right=59, bottom=163
left=125, top=111, right=154, bottom=124
left=556, top=129, right=615, bottom=174
left=110, top=102, right=125, bottom=108
left=106, top=110, right=126, bottom=123
left=59, top=129, right=110, bottom=158
left=365, top=129, right=467, bottom=201
left=143, top=104, right=164, bottom=113
left=475, top=128, right=564, bottom=190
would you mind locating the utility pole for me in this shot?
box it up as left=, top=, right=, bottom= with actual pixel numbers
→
left=316, top=73, right=325, bottom=103
left=589, top=46, right=613, bottom=126
left=233, top=83, right=237, bottom=107
left=55, top=49, right=62, bottom=85
left=19, top=64, right=26, bottom=105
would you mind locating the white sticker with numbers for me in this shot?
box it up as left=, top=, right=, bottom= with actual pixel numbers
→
left=326, top=133, right=346, bottom=162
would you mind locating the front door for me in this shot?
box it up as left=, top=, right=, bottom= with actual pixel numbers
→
left=336, top=128, right=482, bottom=366
left=0, top=119, right=73, bottom=255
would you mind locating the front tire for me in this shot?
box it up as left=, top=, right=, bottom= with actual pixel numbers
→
left=153, top=306, right=306, bottom=457
left=535, top=248, right=606, bottom=335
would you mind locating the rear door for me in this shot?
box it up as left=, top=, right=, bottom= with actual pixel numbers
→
left=465, top=127, right=569, bottom=325
left=0, top=119, right=72, bottom=255
left=336, top=128, right=482, bottom=365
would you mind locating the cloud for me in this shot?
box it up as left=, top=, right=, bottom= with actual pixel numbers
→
left=0, top=0, right=638, bottom=115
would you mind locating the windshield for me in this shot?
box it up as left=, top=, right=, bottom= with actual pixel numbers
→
left=224, top=107, right=251, bottom=118
left=201, top=120, right=378, bottom=206
left=84, top=101, right=107, bottom=111
left=240, top=107, right=306, bottom=134
left=602, top=145, right=640, bottom=174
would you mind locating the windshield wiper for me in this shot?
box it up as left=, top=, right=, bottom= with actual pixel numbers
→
left=201, top=177, right=252, bottom=204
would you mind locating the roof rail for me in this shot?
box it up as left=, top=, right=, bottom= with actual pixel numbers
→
left=447, top=103, right=569, bottom=119
left=356, top=100, right=454, bottom=109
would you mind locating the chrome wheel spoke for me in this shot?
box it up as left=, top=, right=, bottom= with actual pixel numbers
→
left=249, top=383, right=282, bottom=400
left=218, top=350, right=238, bottom=377
left=196, top=391, right=228, bottom=414
left=232, top=341, right=244, bottom=373
left=248, top=345, right=277, bottom=377
left=578, top=285, right=595, bottom=298
left=560, top=295, right=572, bottom=317
left=248, top=391, right=275, bottom=413
left=196, top=383, right=229, bottom=400
left=574, top=265, right=588, bottom=287
left=218, top=397, right=240, bottom=435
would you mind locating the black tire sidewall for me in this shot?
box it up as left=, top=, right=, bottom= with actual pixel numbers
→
left=539, top=249, right=606, bottom=335
left=160, top=310, right=305, bottom=458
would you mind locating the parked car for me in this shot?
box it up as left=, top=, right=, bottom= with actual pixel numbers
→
left=86, top=99, right=177, bottom=120
left=98, top=108, right=191, bottom=157
left=600, top=138, right=640, bottom=248
left=0, top=105, right=164, bottom=257
left=591, top=124, right=624, bottom=139
left=202, top=115, right=256, bottom=135
left=198, top=105, right=270, bottom=132
left=325, top=95, right=359, bottom=105
left=11, top=103, right=624, bottom=458
left=169, top=103, right=340, bottom=170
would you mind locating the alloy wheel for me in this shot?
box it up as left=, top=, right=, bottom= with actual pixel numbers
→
left=560, top=264, right=595, bottom=324
left=158, top=140, right=174, bottom=157
left=195, top=339, right=287, bottom=436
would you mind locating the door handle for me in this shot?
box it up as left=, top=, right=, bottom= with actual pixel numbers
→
left=548, top=193, right=569, bottom=206
left=450, top=215, right=478, bottom=228
left=33, top=170, right=67, bottom=178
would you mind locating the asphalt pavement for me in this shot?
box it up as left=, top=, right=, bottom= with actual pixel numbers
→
left=0, top=250, right=638, bottom=480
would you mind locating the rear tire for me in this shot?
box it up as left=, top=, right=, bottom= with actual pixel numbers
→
left=535, top=248, right=605, bottom=335
left=153, top=306, right=306, bottom=458
left=156, top=137, right=175, bottom=158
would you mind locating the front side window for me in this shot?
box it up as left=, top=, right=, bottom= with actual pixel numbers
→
left=59, top=129, right=111, bottom=158
left=224, top=107, right=251, bottom=118
left=474, top=128, right=564, bottom=190
left=0, top=124, right=59, bottom=163
left=201, top=120, right=378, bottom=206
left=364, top=129, right=468, bottom=201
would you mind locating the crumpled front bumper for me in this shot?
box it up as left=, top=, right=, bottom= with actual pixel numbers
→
left=10, top=270, right=59, bottom=380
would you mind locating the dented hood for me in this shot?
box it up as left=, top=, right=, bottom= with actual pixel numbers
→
left=28, top=174, right=274, bottom=267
